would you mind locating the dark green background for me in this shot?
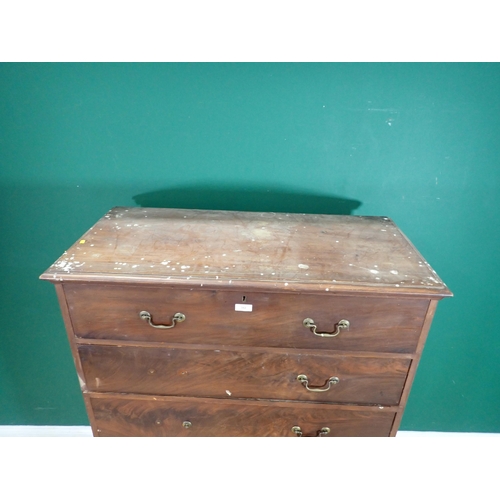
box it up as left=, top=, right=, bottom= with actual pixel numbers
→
left=1, top=63, right=498, bottom=431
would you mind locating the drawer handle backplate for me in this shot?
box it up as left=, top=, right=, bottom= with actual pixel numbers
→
left=139, top=311, right=186, bottom=329
left=297, top=374, right=339, bottom=392
left=303, top=318, right=349, bottom=337
left=291, top=426, right=330, bottom=437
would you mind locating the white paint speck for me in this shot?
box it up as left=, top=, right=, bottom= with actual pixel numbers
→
left=226, top=390, right=232, bottom=396
left=298, top=264, right=309, bottom=270
left=390, top=270, right=398, bottom=275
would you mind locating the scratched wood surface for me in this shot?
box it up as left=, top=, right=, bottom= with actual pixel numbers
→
left=40, top=207, right=452, bottom=437
left=79, top=344, right=410, bottom=405
left=40, top=207, right=452, bottom=297
left=65, top=283, right=429, bottom=352
left=89, top=394, right=396, bottom=437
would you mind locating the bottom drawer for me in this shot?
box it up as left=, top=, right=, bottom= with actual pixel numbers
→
left=88, top=394, right=396, bottom=437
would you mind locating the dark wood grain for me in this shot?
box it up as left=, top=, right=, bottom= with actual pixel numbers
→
left=65, top=283, right=429, bottom=353
left=40, top=207, right=452, bottom=297
left=89, top=394, right=396, bottom=437
left=79, top=344, right=410, bottom=405
left=40, top=207, right=452, bottom=437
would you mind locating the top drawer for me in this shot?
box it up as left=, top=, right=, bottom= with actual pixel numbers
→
left=64, top=284, right=429, bottom=353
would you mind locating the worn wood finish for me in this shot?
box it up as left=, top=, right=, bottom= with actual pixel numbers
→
left=89, top=394, right=396, bottom=437
left=40, top=207, right=452, bottom=297
left=79, top=344, right=410, bottom=405
left=65, top=283, right=429, bottom=353
left=40, top=207, right=452, bottom=436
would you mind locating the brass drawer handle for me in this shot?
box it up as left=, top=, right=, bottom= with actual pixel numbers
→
left=303, top=318, right=349, bottom=337
left=139, top=311, right=186, bottom=329
left=291, top=426, right=330, bottom=437
left=297, top=374, right=339, bottom=392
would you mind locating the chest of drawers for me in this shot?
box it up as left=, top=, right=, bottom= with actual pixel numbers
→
left=40, top=207, right=452, bottom=437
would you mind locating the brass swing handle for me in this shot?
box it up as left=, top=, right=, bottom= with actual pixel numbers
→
left=139, top=311, right=186, bottom=329
left=297, top=374, right=339, bottom=392
left=291, top=426, right=330, bottom=437
left=303, top=318, right=350, bottom=337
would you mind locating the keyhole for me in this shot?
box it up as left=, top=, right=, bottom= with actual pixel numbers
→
left=242, top=296, right=246, bottom=302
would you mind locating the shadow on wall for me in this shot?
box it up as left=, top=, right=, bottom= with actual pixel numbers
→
left=133, top=184, right=362, bottom=215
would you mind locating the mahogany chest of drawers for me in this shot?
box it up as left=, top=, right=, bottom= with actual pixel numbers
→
left=40, top=207, right=452, bottom=437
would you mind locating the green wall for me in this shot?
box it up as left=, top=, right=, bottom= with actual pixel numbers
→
left=1, top=63, right=499, bottom=431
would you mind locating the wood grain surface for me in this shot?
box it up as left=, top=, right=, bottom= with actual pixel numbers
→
left=65, top=283, right=429, bottom=353
left=89, top=394, right=396, bottom=437
left=40, top=207, right=452, bottom=297
left=79, top=343, right=411, bottom=405
left=40, top=207, right=452, bottom=437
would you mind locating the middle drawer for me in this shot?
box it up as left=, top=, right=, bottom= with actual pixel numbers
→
left=78, top=344, right=410, bottom=406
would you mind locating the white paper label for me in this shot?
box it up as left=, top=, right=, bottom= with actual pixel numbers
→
left=235, top=304, right=253, bottom=312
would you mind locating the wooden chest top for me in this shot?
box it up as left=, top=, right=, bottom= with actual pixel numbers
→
left=40, top=207, right=451, bottom=297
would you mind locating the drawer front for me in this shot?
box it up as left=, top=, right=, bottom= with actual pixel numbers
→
left=89, top=395, right=396, bottom=437
left=65, top=284, right=428, bottom=353
left=79, top=344, right=410, bottom=405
